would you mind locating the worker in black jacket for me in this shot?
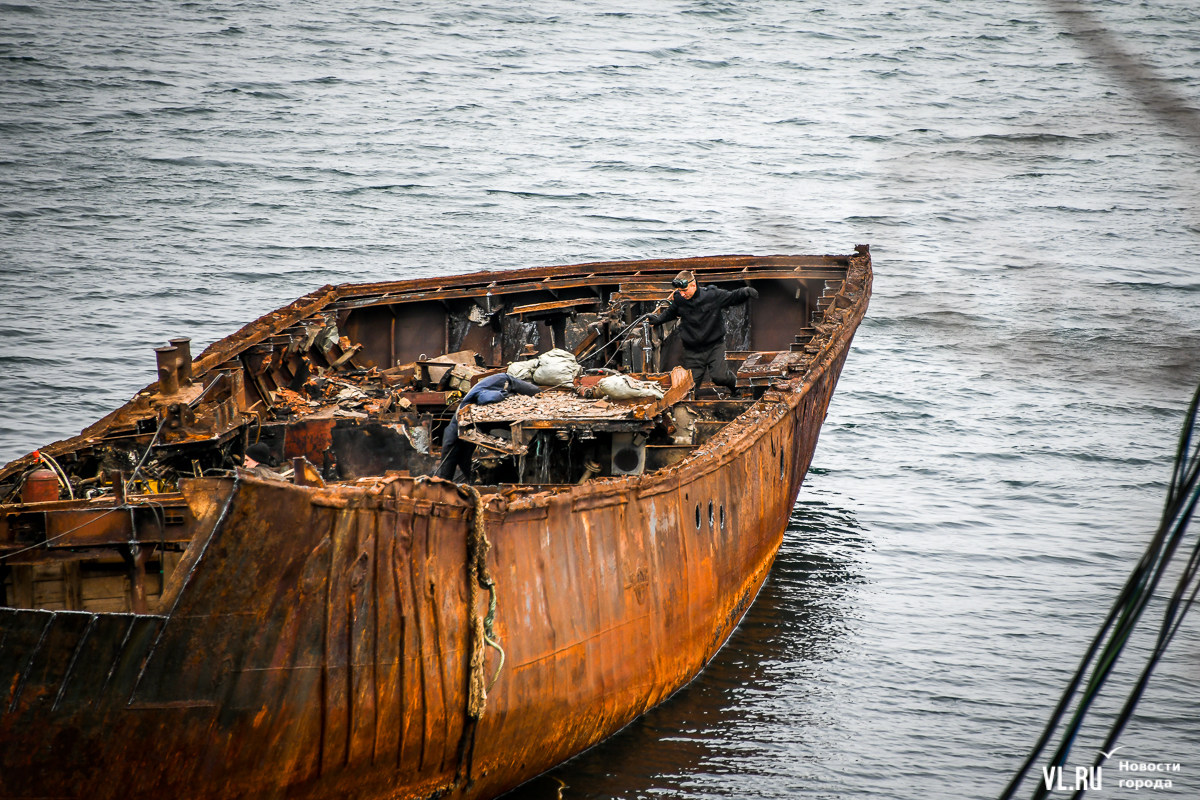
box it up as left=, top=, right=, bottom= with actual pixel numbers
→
left=648, top=270, right=758, bottom=392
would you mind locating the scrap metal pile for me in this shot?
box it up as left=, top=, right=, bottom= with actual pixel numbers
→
left=462, top=393, right=643, bottom=423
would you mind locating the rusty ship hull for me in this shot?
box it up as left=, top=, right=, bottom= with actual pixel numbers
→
left=0, top=250, right=871, bottom=799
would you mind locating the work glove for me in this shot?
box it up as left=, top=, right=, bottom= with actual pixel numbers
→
left=747, top=287, right=759, bottom=299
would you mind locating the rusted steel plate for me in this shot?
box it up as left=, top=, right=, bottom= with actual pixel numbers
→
left=396, top=391, right=454, bottom=406
left=284, top=417, right=335, bottom=464
left=656, top=366, right=695, bottom=411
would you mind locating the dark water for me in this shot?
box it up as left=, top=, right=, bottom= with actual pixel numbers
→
left=3, top=1, right=1199, bottom=797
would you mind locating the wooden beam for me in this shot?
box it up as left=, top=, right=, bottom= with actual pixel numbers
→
left=63, top=561, right=82, bottom=610
left=11, top=565, right=33, bottom=608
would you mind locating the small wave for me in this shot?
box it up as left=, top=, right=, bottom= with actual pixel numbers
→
left=152, top=106, right=214, bottom=116
left=0, top=3, right=41, bottom=12
left=142, top=155, right=235, bottom=168
left=582, top=214, right=665, bottom=224
left=797, top=29, right=855, bottom=41
left=1112, top=280, right=1200, bottom=294
left=681, top=4, right=743, bottom=18
left=1054, top=450, right=1163, bottom=466
left=643, top=47, right=694, bottom=58
left=898, top=309, right=995, bottom=326
left=973, top=132, right=1114, bottom=144
left=337, top=184, right=433, bottom=196
left=842, top=215, right=909, bottom=226
left=220, top=217, right=272, bottom=226
left=0, top=120, right=59, bottom=132
left=0, top=355, right=59, bottom=367
left=1034, top=204, right=1110, bottom=214
left=484, top=189, right=595, bottom=200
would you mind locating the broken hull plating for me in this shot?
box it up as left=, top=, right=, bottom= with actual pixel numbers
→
left=0, top=253, right=869, bottom=800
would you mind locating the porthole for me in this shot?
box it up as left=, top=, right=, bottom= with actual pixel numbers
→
left=780, top=449, right=786, bottom=478
left=720, top=505, right=726, bottom=530
left=695, top=504, right=701, bottom=529
left=708, top=500, right=714, bottom=529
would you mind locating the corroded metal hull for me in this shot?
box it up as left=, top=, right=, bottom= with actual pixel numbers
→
left=0, top=252, right=869, bottom=799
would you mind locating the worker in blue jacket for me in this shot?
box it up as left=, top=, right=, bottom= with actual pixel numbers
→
left=435, top=372, right=541, bottom=482
left=648, top=270, right=758, bottom=392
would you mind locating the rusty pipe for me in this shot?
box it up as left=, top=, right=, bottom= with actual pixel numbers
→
left=155, top=346, right=180, bottom=395
left=169, top=337, right=193, bottom=386
left=577, top=459, right=601, bottom=484
left=109, top=470, right=125, bottom=506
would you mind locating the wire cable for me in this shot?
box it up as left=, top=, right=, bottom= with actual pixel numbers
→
left=0, top=508, right=121, bottom=562
left=1000, top=381, right=1200, bottom=799
left=574, top=311, right=655, bottom=369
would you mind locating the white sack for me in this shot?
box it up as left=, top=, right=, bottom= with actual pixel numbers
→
left=595, top=374, right=665, bottom=401
left=507, top=358, right=539, bottom=382
left=531, top=348, right=582, bottom=387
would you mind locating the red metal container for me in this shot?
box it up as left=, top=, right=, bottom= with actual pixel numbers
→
left=21, top=468, right=59, bottom=503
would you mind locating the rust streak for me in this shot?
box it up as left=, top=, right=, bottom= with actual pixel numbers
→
left=391, top=533, right=408, bottom=772
left=6, top=612, right=53, bottom=712
left=427, top=568, right=451, bottom=776
left=511, top=614, right=651, bottom=668
left=406, top=513, right=430, bottom=774
left=372, top=512, right=381, bottom=766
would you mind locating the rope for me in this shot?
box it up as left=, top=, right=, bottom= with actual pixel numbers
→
left=461, top=484, right=505, bottom=718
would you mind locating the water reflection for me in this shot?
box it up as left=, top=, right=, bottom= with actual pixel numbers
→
left=505, top=492, right=869, bottom=799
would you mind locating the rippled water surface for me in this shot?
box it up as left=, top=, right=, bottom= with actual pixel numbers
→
left=3, top=1, right=1199, bottom=797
